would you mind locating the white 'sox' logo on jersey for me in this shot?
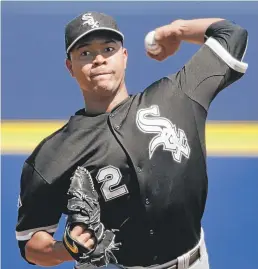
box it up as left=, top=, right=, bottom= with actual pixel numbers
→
left=136, top=105, right=190, bottom=163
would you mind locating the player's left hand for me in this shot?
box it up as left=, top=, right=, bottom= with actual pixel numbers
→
left=147, top=20, right=184, bottom=61
left=63, top=166, right=120, bottom=267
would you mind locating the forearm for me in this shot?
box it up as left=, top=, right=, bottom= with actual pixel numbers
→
left=25, top=231, right=73, bottom=266
left=174, top=18, right=225, bottom=44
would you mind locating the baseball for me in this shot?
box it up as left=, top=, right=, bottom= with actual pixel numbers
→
left=144, top=30, right=162, bottom=54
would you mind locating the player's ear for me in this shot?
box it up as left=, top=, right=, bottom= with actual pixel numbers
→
left=122, top=47, right=128, bottom=70
left=66, top=58, right=74, bottom=77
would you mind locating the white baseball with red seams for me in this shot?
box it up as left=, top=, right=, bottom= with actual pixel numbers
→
left=144, top=30, right=162, bottom=55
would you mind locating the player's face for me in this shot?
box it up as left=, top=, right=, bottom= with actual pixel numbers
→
left=66, top=33, right=128, bottom=97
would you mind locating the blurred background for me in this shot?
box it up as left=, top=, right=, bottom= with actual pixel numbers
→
left=1, top=1, right=258, bottom=269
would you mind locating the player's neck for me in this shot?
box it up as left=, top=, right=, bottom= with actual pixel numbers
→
left=83, top=83, right=129, bottom=115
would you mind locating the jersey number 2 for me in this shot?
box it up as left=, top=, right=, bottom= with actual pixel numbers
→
left=96, top=165, right=129, bottom=201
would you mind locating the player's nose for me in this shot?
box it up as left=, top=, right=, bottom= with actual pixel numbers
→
left=93, top=53, right=106, bottom=65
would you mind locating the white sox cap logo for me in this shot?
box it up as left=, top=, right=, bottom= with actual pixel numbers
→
left=136, top=105, right=191, bottom=163
left=81, top=13, right=100, bottom=29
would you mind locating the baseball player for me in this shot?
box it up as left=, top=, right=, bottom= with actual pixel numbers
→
left=15, top=11, right=248, bottom=269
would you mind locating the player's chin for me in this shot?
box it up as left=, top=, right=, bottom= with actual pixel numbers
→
left=93, top=82, right=117, bottom=96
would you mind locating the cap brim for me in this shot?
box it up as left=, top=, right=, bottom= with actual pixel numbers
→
left=66, top=27, right=124, bottom=54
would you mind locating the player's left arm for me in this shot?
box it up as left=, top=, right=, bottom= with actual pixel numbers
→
left=149, top=18, right=248, bottom=110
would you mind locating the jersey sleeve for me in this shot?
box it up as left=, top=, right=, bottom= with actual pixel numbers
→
left=170, top=19, right=248, bottom=111
left=15, top=161, right=63, bottom=264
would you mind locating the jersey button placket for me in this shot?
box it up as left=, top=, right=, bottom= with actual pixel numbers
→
left=114, top=124, right=120, bottom=130
left=109, top=112, right=120, bottom=130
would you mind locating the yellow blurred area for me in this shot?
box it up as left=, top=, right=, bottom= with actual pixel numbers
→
left=1, top=120, right=258, bottom=156
left=205, top=122, right=258, bottom=156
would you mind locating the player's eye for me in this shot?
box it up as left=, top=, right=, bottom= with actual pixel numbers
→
left=80, top=51, right=91, bottom=56
left=104, top=47, right=115, bottom=53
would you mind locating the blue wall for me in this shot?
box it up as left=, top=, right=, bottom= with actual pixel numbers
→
left=2, top=156, right=258, bottom=269
left=2, top=1, right=258, bottom=120
left=2, top=2, right=258, bottom=269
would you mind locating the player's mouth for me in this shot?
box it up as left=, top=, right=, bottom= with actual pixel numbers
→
left=90, top=72, right=113, bottom=79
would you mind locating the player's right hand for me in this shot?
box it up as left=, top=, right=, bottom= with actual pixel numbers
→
left=147, top=20, right=183, bottom=61
left=70, top=224, right=96, bottom=250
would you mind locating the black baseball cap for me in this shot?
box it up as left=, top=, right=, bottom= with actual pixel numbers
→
left=65, top=11, right=124, bottom=54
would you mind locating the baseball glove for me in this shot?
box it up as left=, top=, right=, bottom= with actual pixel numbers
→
left=63, top=166, right=120, bottom=267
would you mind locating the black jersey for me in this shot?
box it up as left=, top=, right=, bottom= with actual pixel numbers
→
left=16, top=20, right=248, bottom=266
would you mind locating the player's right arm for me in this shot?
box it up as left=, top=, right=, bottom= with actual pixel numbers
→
left=16, top=161, right=95, bottom=266
left=148, top=18, right=248, bottom=111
